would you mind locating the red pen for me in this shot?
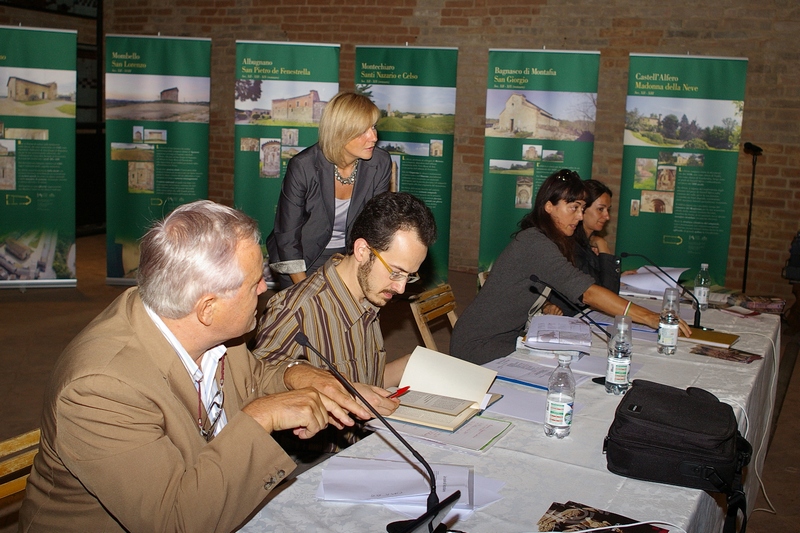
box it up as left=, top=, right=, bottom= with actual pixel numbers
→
left=389, top=386, right=410, bottom=399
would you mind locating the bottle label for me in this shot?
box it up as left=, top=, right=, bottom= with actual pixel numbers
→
left=545, top=399, right=573, bottom=427
left=658, top=323, right=679, bottom=346
left=606, top=359, right=631, bottom=384
left=694, top=286, right=709, bottom=305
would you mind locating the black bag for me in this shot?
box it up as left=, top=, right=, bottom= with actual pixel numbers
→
left=603, top=380, right=752, bottom=533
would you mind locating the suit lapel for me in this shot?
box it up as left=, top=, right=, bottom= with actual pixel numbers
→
left=127, top=290, right=203, bottom=427
left=317, top=147, right=335, bottom=225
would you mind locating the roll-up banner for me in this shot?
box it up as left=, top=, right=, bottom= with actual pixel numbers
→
left=615, top=54, right=748, bottom=284
left=105, top=34, right=211, bottom=284
left=355, top=45, right=458, bottom=285
left=233, top=41, right=340, bottom=286
left=479, top=49, right=600, bottom=272
left=0, top=25, right=77, bottom=289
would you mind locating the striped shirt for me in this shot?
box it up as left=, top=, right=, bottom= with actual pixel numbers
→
left=252, top=254, right=386, bottom=387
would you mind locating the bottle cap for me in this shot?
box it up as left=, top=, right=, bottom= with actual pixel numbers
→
left=701, top=263, right=708, bottom=269
left=663, top=287, right=680, bottom=302
left=557, top=353, right=572, bottom=363
left=613, top=315, right=632, bottom=337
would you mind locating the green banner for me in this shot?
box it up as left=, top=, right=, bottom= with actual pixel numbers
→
left=356, top=45, right=458, bottom=286
left=0, top=25, right=77, bottom=288
left=616, top=54, right=748, bottom=284
left=105, top=35, right=211, bottom=283
left=479, top=49, right=600, bottom=271
left=233, top=41, right=340, bottom=285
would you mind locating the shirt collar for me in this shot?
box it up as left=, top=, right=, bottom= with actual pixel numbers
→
left=143, top=304, right=227, bottom=384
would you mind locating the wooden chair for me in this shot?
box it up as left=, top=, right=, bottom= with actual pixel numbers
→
left=409, top=284, right=458, bottom=352
left=0, top=428, right=40, bottom=510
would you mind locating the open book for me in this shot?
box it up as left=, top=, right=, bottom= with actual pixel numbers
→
left=387, top=346, right=498, bottom=432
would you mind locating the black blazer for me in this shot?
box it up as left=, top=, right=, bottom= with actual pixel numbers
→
left=266, top=143, right=392, bottom=275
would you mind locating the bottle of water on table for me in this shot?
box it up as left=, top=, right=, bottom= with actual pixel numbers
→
left=606, top=315, right=632, bottom=395
left=694, top=263, right=710, bottom=311
left=544, top=353, right=576, bottom=439
left=657, top=287, right=681, bottom=356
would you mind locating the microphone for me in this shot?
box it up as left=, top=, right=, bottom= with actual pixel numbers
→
left=294, top=332, right=458, bottom=532
left=743, top=142, right=763, bottom=156
left=529, top=274, right=611, bottom=339
left=620, top=252, right=709, bottom=330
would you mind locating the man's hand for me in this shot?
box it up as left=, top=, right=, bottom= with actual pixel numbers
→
left=242, top=388, right=352, bottom=439
left=353, top=383, right=400, bottom=416
left=284, top=363, right=372, bottom=421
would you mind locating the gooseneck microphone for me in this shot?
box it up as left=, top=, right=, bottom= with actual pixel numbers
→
left=294, top=332, right=458, bottom=532
left=529, top=275, right=611, bottom=339
left=620, top=252, right=709, bottom=330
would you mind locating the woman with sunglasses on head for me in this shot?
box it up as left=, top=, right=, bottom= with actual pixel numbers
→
left=267, top=91, right=392, bottom=289
left=548, top=179, right=621, bottom=315
left=450, top=170, right=691, bottom=365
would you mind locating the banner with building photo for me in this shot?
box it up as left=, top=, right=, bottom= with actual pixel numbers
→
left=355, top=45, right=458, bottom=285
left=615, top=54, right=748, bottom=284
left=105, top=35, right=211, bottom=283
left=479, top=49, right=600, bottom=271
left=0, top=25, right=77, bottom=288
left=232, top=41, right=340, bottom=286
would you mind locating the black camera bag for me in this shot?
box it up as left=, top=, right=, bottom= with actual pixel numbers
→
left=603, top=379, right=752, bottom=533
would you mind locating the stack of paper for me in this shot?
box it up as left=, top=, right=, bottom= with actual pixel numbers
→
left=619, top=266, right=688, bottom=299
left=316, top=455, right=505, bottom=522
left=366, top=415, right=513, bottom=454
left=523, top=316, right=592, bottom=353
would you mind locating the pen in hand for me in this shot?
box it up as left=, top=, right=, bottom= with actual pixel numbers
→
left=388, top=386, right=410, bottom=399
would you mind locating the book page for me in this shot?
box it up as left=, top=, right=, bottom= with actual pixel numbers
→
left=399, top=346, right=497, bottom=406
left=399, top=390, right=474, bottom=416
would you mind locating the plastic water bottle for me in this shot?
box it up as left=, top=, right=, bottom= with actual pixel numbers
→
left=694, top=263, right=710, bottom=312
left=606, top=315, right=632, bottom=395
left=544, top=354, right=576, bottom=438
left=657, top=287, right=681, bottom=356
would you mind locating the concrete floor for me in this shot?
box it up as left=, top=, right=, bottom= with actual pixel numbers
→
left=1, top=233, right=797, bottom=531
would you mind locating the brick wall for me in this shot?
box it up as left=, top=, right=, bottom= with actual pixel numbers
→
left=8, top=1, right=800, bottom=301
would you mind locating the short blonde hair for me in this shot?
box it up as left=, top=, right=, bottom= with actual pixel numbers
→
left=318, top=91, right=380, bottom=168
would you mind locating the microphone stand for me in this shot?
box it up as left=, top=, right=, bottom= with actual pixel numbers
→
left=529, top=275, right=612, bottom=387
left=294, top=332, right=458, bottom=532
left=742, top=145, right=761, bottom=293
left=529, top=275, right=611, bottom=340
left=620, top=252, right=710, bottom=331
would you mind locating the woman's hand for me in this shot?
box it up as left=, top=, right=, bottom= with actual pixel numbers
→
left=589, top=235, right=611, bottom=255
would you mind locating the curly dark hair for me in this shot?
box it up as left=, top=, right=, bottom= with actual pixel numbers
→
left=347, top=192, right=437, bottom=254
left=516, top=169, right=586, bottom=263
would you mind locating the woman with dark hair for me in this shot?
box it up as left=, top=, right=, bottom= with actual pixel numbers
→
left=267, top=91, right=392, bottom=289
left=549, top=179, right=621, bottom=315
left=450, top=170, right=690, bottom=365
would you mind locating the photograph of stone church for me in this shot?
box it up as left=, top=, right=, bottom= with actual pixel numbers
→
left=485, top=89, right=596, bottom=141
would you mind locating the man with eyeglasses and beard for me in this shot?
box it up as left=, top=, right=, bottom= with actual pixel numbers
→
left=251, top=191, right=437, bottom=459
left=19, top=200, right=372, bottom=533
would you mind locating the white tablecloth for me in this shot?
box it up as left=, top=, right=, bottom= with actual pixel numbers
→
left=242, top=308, right=779, bottom=533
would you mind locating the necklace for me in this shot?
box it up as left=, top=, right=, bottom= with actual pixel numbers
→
left=334, top=159, right=359, bottom=186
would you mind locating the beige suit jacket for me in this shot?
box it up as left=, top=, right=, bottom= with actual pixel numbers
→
left=19, top=288, right=296, bottom=532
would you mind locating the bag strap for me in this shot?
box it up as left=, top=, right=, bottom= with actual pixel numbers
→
left=723, top=434, right=752, bottom=533
left=723, top=474, right=746, bottom=533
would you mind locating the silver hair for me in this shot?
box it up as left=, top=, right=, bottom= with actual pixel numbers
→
left=137, top=200, right=261, bottom=319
